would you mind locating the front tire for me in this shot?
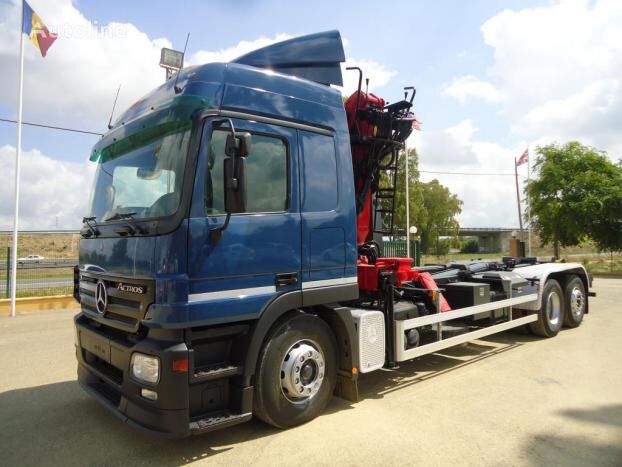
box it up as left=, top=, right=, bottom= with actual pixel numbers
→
left=563, top=275, right=586, bottom=328
left=254, top=313, right=338, bottom=429
left=529, top=279, right=564, bottom=337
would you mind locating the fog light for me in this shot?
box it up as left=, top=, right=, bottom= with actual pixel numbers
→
left=141, top=388, right=158, bottom=401
left=131, top=353, right=160, bottom=384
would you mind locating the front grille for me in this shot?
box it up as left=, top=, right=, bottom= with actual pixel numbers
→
left=78, top=270, right=154, bottom=333
left=106, top=311, right=137, bottom=326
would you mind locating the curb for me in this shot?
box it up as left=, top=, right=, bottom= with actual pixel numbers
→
left=0, top=295, right=78, bottom=315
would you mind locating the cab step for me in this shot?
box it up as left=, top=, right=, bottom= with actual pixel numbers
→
left=189, top=410, right=252, bottom=434
left=192, top=363, right=242, bottom=383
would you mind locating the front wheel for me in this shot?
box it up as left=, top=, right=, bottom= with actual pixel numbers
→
left=254, top=313, right=337, bottom=429
left=529, top=279, right=564, bottom=338
left=563, top=275, right=586, bottom=328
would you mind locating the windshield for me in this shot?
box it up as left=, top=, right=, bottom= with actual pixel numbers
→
left=88, top=129, right=191, bottom=222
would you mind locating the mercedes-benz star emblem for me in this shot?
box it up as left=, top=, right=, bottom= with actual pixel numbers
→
left=95, top=280, right=107, bottom=314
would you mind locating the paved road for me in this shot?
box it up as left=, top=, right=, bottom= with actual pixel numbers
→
left=0, top=259, right=76, bottom=270
left=0, top=279, right=620, bottom=466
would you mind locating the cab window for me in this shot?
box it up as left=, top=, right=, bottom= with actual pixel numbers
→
left=204, top=129, right=288, bottom=214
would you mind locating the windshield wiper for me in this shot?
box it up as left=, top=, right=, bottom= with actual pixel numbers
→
left=104, top=212, right=150, bottom=236
left=104, top=212, right=137, bottom=222
left=81, top=216, right=100, bottom=238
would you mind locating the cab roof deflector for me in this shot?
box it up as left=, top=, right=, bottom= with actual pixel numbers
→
left=232, top=30, right=346, bottom=86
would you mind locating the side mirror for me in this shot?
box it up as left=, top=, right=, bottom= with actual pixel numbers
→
left=223, top=156, right=247, bottom=214
left=225, top=132, right=252, bottom=157
left=209, top=122, right=251, bottom=241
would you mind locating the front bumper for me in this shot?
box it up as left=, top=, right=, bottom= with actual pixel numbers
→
left=75, top=313, right=191, bottom=438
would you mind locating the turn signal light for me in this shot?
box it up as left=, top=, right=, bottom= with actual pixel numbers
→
left=172, top=358, right=189, bottom=372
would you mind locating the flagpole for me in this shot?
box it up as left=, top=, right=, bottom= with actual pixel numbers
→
left=405, top=140, right=410, bottom=259
left=514, top=157, right=523, bottom=235
left=527, top=146, right=532, bottom=256
left=10, top=1, right=25, bottom=318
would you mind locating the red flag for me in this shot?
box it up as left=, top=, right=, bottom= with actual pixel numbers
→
left=516, top=148, right=528, bottom=166
left=23, top=1, right=58, bottom=58
left=412, top=116, right=422, bottom=131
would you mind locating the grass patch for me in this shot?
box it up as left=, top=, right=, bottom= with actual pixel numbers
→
left=0, top=268, right=73, bottom=281
left=572, top=255, right=622, bottom=274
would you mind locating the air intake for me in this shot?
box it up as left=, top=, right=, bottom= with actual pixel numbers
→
left=350, top=309, right=385, bottom=373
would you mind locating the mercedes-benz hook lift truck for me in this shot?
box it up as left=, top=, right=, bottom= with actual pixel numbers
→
left=74, top=31, right=593, bottom=437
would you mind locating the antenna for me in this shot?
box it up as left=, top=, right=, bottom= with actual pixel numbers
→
left=174, top=32, right=191, bottom=94
left=107, top=85, right=121, bottom=130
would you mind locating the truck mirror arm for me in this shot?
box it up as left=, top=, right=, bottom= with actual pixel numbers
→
left=209, top=213, right=231, bottom=242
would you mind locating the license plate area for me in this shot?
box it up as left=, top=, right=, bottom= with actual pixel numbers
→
left=80, top=329, right=111, bottom=363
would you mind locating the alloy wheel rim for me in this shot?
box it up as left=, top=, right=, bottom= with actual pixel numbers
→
left=546, top=291, right=562, bottom=327
left=570, top=287, right=585, bottom=319
left=280, top=340, right=325, bottom=404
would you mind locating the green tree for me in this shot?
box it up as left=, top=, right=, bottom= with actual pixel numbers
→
left=588, top=166, right=622, bottom=258
left=526, top=142, right=622, bottom=258
left=383, top=148, right=422, bottom=231
left=379, top=148, right=462, bottom=254
left=416, top=179, right=462, bottom=254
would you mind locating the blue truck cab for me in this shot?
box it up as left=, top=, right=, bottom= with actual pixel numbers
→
left=74, top=31, right=361, bottom=436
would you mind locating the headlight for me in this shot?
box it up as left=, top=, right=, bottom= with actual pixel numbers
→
left=131, top=353, right=160, bottom=384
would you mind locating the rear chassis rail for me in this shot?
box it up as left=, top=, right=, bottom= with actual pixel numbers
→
left=394, top=292, right=537, bottom=361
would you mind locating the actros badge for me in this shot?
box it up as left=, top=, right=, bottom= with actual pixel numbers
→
left=117, top=283, right=145, bottom=294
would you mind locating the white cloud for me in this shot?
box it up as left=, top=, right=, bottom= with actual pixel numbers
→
left=0, top=145, right=95, bottom=230
left=417, top=0, right=622, bottom=227
left=0, top=0, right=171, bottom=131
left=443, top=75, right=503, bottom=104
left=412, top=121, right=527, bottom=228
left=480, top=0, right=622, bottom=157
left=411, top=119, right=480, bottom=167
left=339, top=58, right=397, bottom=96
left=0, top=1, right=399, bottom=231
left=0, top=0, right=396, bottom=128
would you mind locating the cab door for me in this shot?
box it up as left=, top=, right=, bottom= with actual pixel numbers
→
left=187, top=117, right=301, bottom=324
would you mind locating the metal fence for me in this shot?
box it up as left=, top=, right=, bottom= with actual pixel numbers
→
left=381, top=240, right=421, bottom=266
left=0, top=231, right=78, bottom=298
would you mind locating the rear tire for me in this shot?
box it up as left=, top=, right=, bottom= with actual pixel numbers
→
left=529, top=279, right=564, bottom=337
left=563, top=275, right=586, bottom=328
left=254, top=313, right=337, bottom=429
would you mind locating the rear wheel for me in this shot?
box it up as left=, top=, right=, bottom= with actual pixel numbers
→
left=254, top=313, right=337, bottom=428
left=529, top=279, right=564, bottom=337
left=563, top=275, right=586, bottom=328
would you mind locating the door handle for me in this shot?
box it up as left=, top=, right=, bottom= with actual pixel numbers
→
left=275, top=272, right=298, bottom=288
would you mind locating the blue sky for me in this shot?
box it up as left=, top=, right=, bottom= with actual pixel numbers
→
left=0, top=0, right=620, bottom=229
left=3, top=0, right=538, bottom=157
